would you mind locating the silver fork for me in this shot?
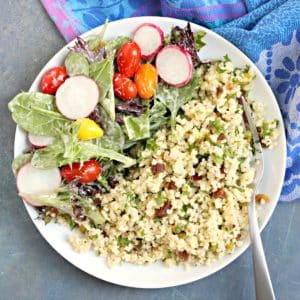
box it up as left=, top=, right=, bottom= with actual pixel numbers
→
left=241, top=96, right=276, bottom=300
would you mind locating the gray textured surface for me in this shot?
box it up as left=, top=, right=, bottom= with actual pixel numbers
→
left=0, top=1, right=299, bottom=299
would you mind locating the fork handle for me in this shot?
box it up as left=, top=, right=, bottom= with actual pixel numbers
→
left=248, top=199, right=276, bottom=300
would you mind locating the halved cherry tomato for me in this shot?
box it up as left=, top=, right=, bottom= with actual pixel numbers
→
left=134, top=63, right=158, bottom=99
left=60, top=160, right=102, bottom=183
left=75, top=118, right=103, bottom=141
left=113, top=73, right=137, bottom=101
left=117, top=41, right=141, bottom=77
left=40, top=66, right=68, bottom=94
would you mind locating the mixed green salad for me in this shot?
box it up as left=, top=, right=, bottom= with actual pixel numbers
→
left=9, top=22, right=207, bottom=225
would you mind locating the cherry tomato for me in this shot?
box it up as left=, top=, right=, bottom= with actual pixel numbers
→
left=117, top=41, right=141, bottom=77
left=134, top=63, right=158, bottom=99
left=113, top=73, right=137, bottom=101
left=60, top=160, right=102, bottom=183
left=40, top=66, right=68, bottom=95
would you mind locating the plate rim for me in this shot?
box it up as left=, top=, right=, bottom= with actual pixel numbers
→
left=13, top=16, right=287, bottom=289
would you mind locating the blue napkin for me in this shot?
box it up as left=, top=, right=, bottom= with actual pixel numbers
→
left=41, top=0, right=300, bottom=202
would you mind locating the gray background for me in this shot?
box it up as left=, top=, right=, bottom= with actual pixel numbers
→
left=0, top=1, right=299, bottom=299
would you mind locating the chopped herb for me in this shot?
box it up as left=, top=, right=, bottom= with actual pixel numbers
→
left=243, top=64, right=250, bottom=73
left=146, top=138, right=159, bottom=151
left=181, top=204, right=192, bottom=213
left=194, top=31, right=206, bottom=52
left=212, top=154, right=224, bottom=165
left=165, top=250, right=173, bottom=259
left=155, top=191, right=165, bottom=205
left=90, top=234, right=98, bottom=240
left=245, top=130, right=252, bottom=141
left=216, top=65, right=226, bottom=73
left=182, top=184, right=190, bottom=196
left=232, top=78, right=241, bottom=84
left=188, top=143, right=197, bottom=152
left=209, top=118, right=225, bottom=134
left=97, top=176, right=108, bottom=187
left=44, top=215, right=52, bottom=225
left=126, top=191, right=140, bottom=205
left=117, top=236, right=130, bottom=247
left=174, top=224, right=185, bottom=234
left=223, top=54, right=231, bottom=63
left=224, top=147, right=235, bottom=158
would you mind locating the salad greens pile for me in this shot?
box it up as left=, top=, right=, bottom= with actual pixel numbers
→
left=8, top=21, right=206, bottom=227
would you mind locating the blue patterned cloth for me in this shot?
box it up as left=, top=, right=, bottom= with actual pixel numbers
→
left=41, top=0, right=300, bottom=202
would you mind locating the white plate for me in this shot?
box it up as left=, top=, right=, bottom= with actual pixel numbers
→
left=14, top=16, right=286, bottom=288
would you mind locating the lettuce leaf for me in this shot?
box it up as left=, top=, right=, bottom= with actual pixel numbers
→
left=155, top=76, right=199, bottom=128
left=12, top=153, right=33, bottom=174
left=8, top=92, right=71, bottom=136
left=124, top=114, right=150, bottom=141
left=89, top=55, right=115, bottom=120
left=65, top=52, right=89, bottom=76
left=31, top=125, right=135, bottom=169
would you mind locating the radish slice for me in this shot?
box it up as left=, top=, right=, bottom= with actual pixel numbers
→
left=156, top=45, right=193, bottom=87
left=56, top=75, right=99, bottom=120
left=133, top=23, right=164, bottom=60
left=28, top=133, right=54, bottom=149
left=17, top=163, right=61, bottom=206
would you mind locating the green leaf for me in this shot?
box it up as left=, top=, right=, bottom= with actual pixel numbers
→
left=209, top=118, right=225, bottom=134
left=8, top=92, right=71, bottom=136
left=105, top=36, right=129, bottom=52
left=117, top=236, right=130, bottom=247
left=12, top=153, right=33, bottom=174
left=223, top=54, right=231, bottom=63
left=149, top=99, right=168, bottom=131
left=65, top=52, right=89, bottom=76
left=95, top=106, right=124, bottom=151
left=124, top=114, right=150, bottom=141
left=155, top=192, right=165, bottom=205
left=194, top=31, right=206, bottom=52
left=155, top=76, right=199, bottom=128
left=89, top=55, right=115, bottom=120
left=31, top=126, right=135, bottom=169
left=21, top=190, right=105, bottom=225
left=87, top=19, right=109, bottom=50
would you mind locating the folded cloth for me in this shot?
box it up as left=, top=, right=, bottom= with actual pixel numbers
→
left=41, top=0, right=300, bottom=202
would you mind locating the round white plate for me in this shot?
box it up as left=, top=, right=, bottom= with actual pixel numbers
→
left=14, top=16, right=286, bottom=288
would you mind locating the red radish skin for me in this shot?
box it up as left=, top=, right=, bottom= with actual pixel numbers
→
left=55, top=76, right=99, bottom=120
left=155, top=45, right=193, bottom=87
left=133, top=23, right=164, bottom=60
left=28, top=133, right=54, bottom=149
left=17, top=163, right=61, bottom=206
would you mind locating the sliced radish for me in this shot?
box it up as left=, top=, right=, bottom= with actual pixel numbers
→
left=56, top=75, right=99, bottom=120
left=155, top=45, right=193, bottom=87
left=133, top=23, right=164, bottom=60
left=17, top=163, right=61, bottom=206
left=28, top=133, right=54, bottom=149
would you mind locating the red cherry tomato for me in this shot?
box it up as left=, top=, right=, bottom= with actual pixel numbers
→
left=113, top=73, right=137, bottom=101
left=40, top=66, right=68, bottom=94
left=117, top=41, right=141, bottom=77
left=60, top=160, right=102, bottom=183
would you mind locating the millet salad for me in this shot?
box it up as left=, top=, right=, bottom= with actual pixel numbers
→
left=9, top=21, right=279, bottom=267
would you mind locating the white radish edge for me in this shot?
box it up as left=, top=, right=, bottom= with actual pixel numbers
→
left=55, top=75, right=99, bottom=120
left=133, top=23, right=164, bottom=60
left=17, top=163, right=61, bottom=206
left=155, top=45, right=193, bottom=87
left=28, top=133, right=54, bottom=149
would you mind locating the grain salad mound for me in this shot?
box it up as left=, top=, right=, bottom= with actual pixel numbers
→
left=67, top=59, right=279, bottom=267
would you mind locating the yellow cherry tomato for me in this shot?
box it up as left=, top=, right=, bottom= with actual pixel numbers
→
left=134, top=63, right=158, bottom=99
left=75, top=118, right=103, bottom=140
